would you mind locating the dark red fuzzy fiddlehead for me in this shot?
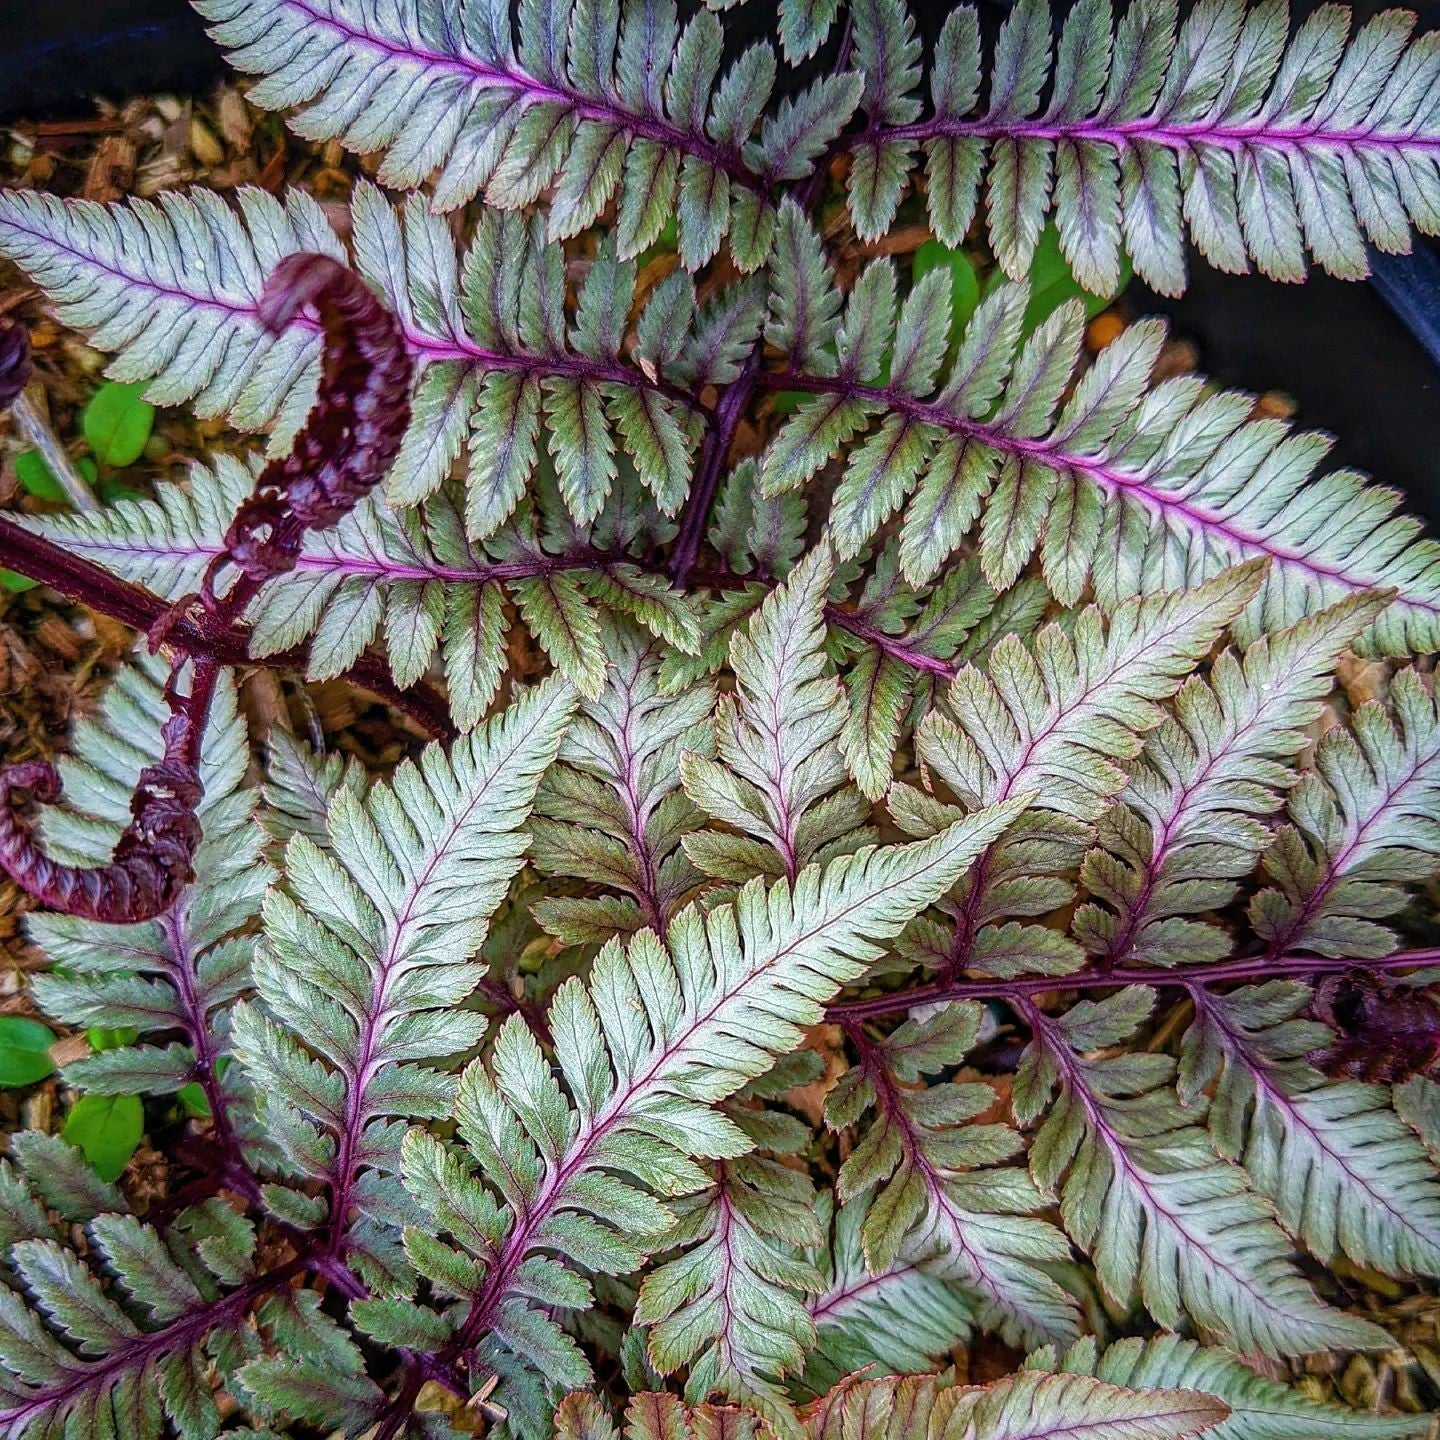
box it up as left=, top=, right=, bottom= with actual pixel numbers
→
left=0, top=320, right=32, bottom=411
left=201, top=253, right=413, bottom=609
left=0, top=662, right=214, bottom=922
left=0, top=255, right=413, bottom=922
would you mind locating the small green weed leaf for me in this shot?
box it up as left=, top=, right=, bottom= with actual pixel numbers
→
left=82, top=380, right=155, bottom=466
left=0, top=1016, right=56, bottom=1087
left=1009, top=225, right=1132, bottom=334
left=87, top=1026, right=141, bottom=1052
left=62, top=1093, right=144, bottom=1182
left=913, top=240, right=980, bottom=335
left=15, top=452, right=98, bottom=505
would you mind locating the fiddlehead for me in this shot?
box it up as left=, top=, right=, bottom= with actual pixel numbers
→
left=0, top=662, right=215, bottom=922
left=201, top=252, right=413, bottom=606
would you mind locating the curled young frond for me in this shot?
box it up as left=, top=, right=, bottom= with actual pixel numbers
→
left=202, top=250, right=412, bottom=607
left=0, top=663, right=214, bottom=923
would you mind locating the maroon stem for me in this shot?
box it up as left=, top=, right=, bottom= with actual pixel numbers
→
left=666, top=27, right=854, bottom=589
left=669, top=356, right=759, bottom=586
left=827, top=946, right=1440, bottom=1023
left=0, top=517, right=453, bottom=738
left=849, top=113, right=1440, bottom=157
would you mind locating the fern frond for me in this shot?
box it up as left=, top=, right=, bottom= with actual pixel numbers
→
left=0, top=1149, right=273, bottom=1439
left=0, top=185, right=709, bottom=532
left=195, top=0, right=1440, bottom=291
left=1181, top=980, right=1440, bottom=1277
left=761, top=214, right=1440, bottom=652
left=680, top=546, right=872, bottom=882
left=368, top=191, right=706, bottom=529
left=555, top=1390, right=759, bottom=1440
left=899, top=565, right=1261, bottom=982
left=826, top=1002, right=1079, bottom=1347
left=676, top=491, right=1022, bottom=802
left=262, top=729, right=368, bottom=853
left=849, top=0, right=1440, bottom=290
left=231, top=676, right=575, bottom=1271
left=1074, top=595, right=1385, bottom=968
left=25, top=655, right=269, bottom=1113
left=635, top=1120, right=823, bottom=1430
left=1250, top=667, right=1440, bottom=957
left=393, top=802, right=1021, bottom=1414
left=803, top=1193, right=972, bottom=1396
left=833, top=552, right=1001, bottom=801
left=1038, top=1334, right=1429, bottom=1440
left=0, top=187, right=344, bottom=438
left=804, top=1369, right=1228, bottom=1440
left=25, top=455, right=699, bottom=712
left=194, top=0, right=861, bottom=272
left=1015, top=989, right=1391, bottom=1358
left=531, top=620, right=714, bottom=944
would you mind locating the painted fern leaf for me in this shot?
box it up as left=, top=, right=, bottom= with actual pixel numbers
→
left=26, top=655, right=269, bottom=1112
left=804, top=1369, right=1227, bottom=1440
left=1250, top=667, right=1440, bottom=957
left=231, top=676, right=575, bottom=1275
left=1014, top=988, right=1391, bottom=1358
left=825, top=1001, right=1080, bottom=1347
left=0, top=184, right=712, bottom=533
left=531, top=620, right=714, bottom=944
left=674, top=480, right=1028, bottom=803
left=850, top=0, right=1440, bottom=291
left=1182, top=980, right=1440, bottom=1277
left=803, top=1194, right=973, bottom=1395
left=1074, top=594, right=1385, bottom=968
left=898, top=564, right=1261, bottom=982
left=193, top=0, right=1440, bottom=290
left=261, top=728, right=369, bottom=853
left=762, top=207, right=1440, bottom=652
left=1036, top=1335, right=1428, bottom=1440
left=634, top=1061, right=826, bottom=1432
left=194, top=0, right=861, bottom=272
left=0, top=186, right=344, bottom=438
left=833, top=551, right=1001, bottom=802
left=555, top=1391, right=760, bottom=1440
left=0, top=1147, right=270, bottom=1439
left=23, top=454, right=699, bottom=713
left=680, top=546, right=872, bottom=883
left=387, top=803, right=1021, bottom=1420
